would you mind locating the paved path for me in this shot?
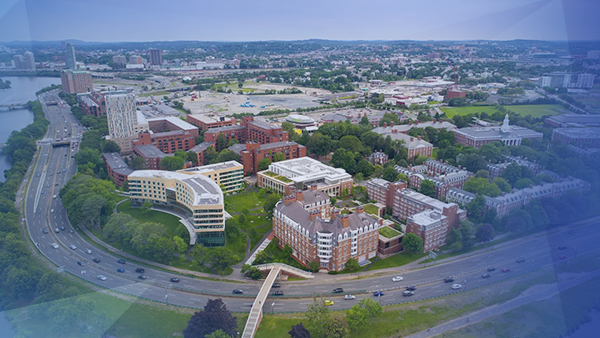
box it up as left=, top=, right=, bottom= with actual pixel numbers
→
left=405, top=269, right=600, bottom=338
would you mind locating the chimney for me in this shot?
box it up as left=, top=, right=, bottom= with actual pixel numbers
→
left=309, top=209, right=319, bottom=221
left=410, top=137, right=414, bottom=142
left=358, top=113, right=362, bottom=118
left=440, top=118, right=444, bottom=123
left=284, top=194, right=296, bottom=206
left=331, top=208, right=340, bottom=219
left=458, top=165, right=462, bottom=169
left=432, top=118, right=436, bottom=123
left=356, top=206, right=364, bottom=214
left=340, top=214, right=350, bottom=228
left=311, top=184, right=317, bottom=191
left=408, top=120, right=412, bottom=125
left=296, top=190, right=304, bottom=202
left=390, top=122, right=394, bottom=127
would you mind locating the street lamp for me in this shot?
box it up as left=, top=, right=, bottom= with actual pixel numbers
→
left=272, top=302, right=275, bottom=314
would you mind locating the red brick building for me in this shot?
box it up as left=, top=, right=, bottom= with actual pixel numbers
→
left=366, top=178, right=407, bottom=208
left=133, top=130, right=195, bottom=154
left=204, top=116, right=288, bottom=144
left=229, top=141, right=306, bottom=175
left=406, top=210, right=450, bottom=252
left=78, top=91, right=106, bottom=117
left=188, top=141, right=216, bottom=165
left=187, top=114, right=237, bottom=131
left=102, top=152, right=133, bottom=187
left=392, top=188, right=465, bottom=230
left=146, top=117, right=199, bottom=138
left=132, top=144, right=171, bottom=170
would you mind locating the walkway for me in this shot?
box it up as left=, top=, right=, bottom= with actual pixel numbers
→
left=405, top=269, right=600, bottom=338
left=242, top=265, right=281, bottom=338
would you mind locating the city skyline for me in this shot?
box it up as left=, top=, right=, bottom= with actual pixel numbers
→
left=1, top=0, right=599, bottom=43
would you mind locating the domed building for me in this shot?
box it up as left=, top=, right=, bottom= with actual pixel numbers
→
left=285, top=114, right=316, bottom=129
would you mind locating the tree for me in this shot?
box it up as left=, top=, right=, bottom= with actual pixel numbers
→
left=476, top=224, right=495, bottom=243
left=501, top=162, right=522, bottom=186
left=493, top=177, right=511, bottom=193
left=140, top=200, right=153, bottom=215
left=344, top=258, right=360, bottom=272
left=263, top=193, right=282, bottom=217
left=187, top=151, right=199, bottom=166
left=339, top=135, right=362, bottom=153
left=227, top=138, right=239, bottom=147
left=464, top=177, right=502, bottom=197
left=273, top=152, right=286, bottom=162
left=325, top=313, right=349, bottom=338
left=216, top=133, right=227, bottom=152
left=419, top=179, right=436, bottom=198
left=131, top=156, right=147, bottom=170
left=159, top=156, right=185, bottom=171
left=308, top=261, right=320, bottom=272
left=205, top=330, right=230, bottom=338
left=347, top=298, right=382, bottom=330
left=382, top=166, right=398, bottom=182
left=289, top=322, right=311, bottom=338
left=283, top=244, right=293, bottom=258
left=215, top=149, right=240, bottom=163
left=258, top=158, right=272, bottom=171
left=103, top=140, right=121, bottom=153
left=459, top=219, right=476, bottom=251
left=475, top=170, right=489, bottom=179
left=403, top=233, right=423, bottom=254
left=514, top=178, right=535, bottom=189
left=466, top=195, right=486, bottom=223
left=306, top=296, right=331, bottom=338
left=207, top=248, right=238, bottom=275
left=183, top=298, right=237, bottom=338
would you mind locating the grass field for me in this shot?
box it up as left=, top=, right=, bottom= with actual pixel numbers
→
left=441, top=104, right=565, bottom=118
left=367, top=252, right=426, bottom=270
left=224, top=190, right=267, bottom=214
left=117, top=200, right=188, bottom=242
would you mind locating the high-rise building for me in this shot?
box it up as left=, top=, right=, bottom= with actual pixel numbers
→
left=105, top=91, right=138, bottom=153
left=539, top=72, right=596, bottom=89
left=149, top=49, right=162, bottom=65
left=13, top=55, right=25, bottom=69
left=60, top=70, right=93, bottom=94
left=65, top=43, right=77, bottom=69
left=129, top=56, right=144, bottom=64
left=23, top=51, right=35, bottom=70
left=112, top=55, right=126, bottom=64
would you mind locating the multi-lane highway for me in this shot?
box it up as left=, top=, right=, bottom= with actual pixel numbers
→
left=23, top=92, right=600, bottom=313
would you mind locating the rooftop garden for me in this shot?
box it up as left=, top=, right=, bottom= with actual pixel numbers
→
left=363, top=203, right=381, bottom=216
left=379, top=226, right=402, bottom=239
left=263, top=171, right=293, bottom=183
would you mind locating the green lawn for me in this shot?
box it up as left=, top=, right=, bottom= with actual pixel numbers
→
left=367, top=252, right=426, bottom=271
left=139, top=90, right=171, bottom=97
left=363, top=204, right=381, bottom=216
left=225, top=190, right=267, bottom=214
left=379, top=226, right=402, bottom=239
left=441, top=104, right=564, bottom=118
left=117, top=200, right=189, bottom=242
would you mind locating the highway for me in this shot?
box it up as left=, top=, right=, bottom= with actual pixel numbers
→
left=23, top=92, right=600, bottom=313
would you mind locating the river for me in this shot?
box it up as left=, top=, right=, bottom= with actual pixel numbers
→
left=0, top=312, right=16, bottom=338
left=0, top=76, right=60, bottom=182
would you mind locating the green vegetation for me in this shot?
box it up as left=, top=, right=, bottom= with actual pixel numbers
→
left=441, top=104, right=563, bottom=118
left=379, top=226, right=401, bottom=239
left=263, top=171, right=293, bottom=183
left=139, top=90, right=171, bottom=97
left=224, top=190, right=267, bottom=213
left=362, top=204, right=380, bottom=216
left=0, top=77, right=12, bottom=89
left=367, top=252, right=425, bottom=270
left=117, top=200, right=189, bottom=241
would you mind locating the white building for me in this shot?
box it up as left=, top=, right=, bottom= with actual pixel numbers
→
left=105, top=91, right=138, bottom=153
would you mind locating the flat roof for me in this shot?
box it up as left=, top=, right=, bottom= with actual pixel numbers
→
left=134, top=144, right=169, bottom=158
left=205, top=124, right=245, bottom=133
left=409, top=209, right=446, bottom=228
left=455, top=126, right=543, bottom=140
left=103, top=152, right=134, bottom=176
left=553, top=128, right=600, bottom=139
left=248, top=119, right=280, bottom=130
left=265, top=157, right=352, bottom=184
left=146, top=116, right=197, bottom=131
left=398, top=188, right=454, bottom=211
left=189, top=114, right=234, bottom=124
left=189, top=141, right=215, bottom=153
left=179, top=161, right=243, bottom=174
left=129, top=170, right=223, bottom=205
left=259, top=141, right=302, bottom=151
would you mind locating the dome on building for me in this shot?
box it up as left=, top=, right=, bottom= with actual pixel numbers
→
left=286, top=114, right=316, bottom=128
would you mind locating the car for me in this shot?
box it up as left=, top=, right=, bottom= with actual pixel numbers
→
left=93, top=258, right=101, bottom=263
left=559, top=255, right=568, bottom=259
left=444, top=277, right=454, bottom=283
left=50, top=209, right=54, bottom=213
left=403, top=291, right=415, bottom=297
left=170, top=278, right=180, bottom=283
left=373, top=291, right=384, bottom=297
left=392, top=276, right=404, bottom=282
left=406, top=286, right=417, bottom=291
left=502, top=268, right=510, bottom=273
left=516, top=258, right=525, bottom=263
left=117, top=259, right=126, bottom=264
left=568, top=230, right=576, bottom=234
left=42, top=228, right=48, bottom=234
left=97, top=275, right=107, bottom=281
left=61, top=226, right=65, bottom=231
left=46, top=184, right=50, bottom=188
left=344, top=295, right=356, bottom=300
left=558, top=245, right=567, bottom=250
left=273, top=291, right=284, bottom=296
left=63, top=169, right=66, bottom=172
left=41, top=190, right=45, bottom=194
left=69, top=244, right=77, bottom=250
left=55, top=183, right=59, bottom=186
left=451, top=284, right=463, bottom=290
left=135, top=268, right=145, bottom=273
left=69, top=229, right=74, bottom=234
left=272, top=283, right=281, bottom=288
left=232, top=289, right=243, bottom=294
left=324, top=300, right=334, bottom=306
left=333, top=288, right=344, bottom=293
left=481, top=273, right=491, bottom=279
left=487, top=267, right=496, bottom=272
left=117, top=268, right=125, bottom=273
left=57, top=171, right=60, bottom=174
left=77, top=261, right=85, bottom=266
left=53, top=194, right=57, bottom=199
left=138, top=275, right=147, bottom=280
left=54, top=228, right=60, bottom=233
left=51, top=243, right=59, bottom=249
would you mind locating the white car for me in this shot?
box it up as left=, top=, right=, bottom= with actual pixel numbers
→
left=451, top=284, right=463, bottom=290
left=344, top=295, right=356, bottom=300
left=51, top=243, right=59, bottom=249
left=69, top=244, right=77, bottom=250
left=97, top=275, right=107, bottom=281
left=392, top=276, right=404, bottom=282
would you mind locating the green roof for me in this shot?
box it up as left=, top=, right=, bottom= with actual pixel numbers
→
left=379, top=226, right=402, bottom=239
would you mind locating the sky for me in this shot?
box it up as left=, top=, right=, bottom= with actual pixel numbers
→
left=0, top=0, right=599, bottom=43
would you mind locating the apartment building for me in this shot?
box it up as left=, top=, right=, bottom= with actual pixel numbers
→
left=395, top=163, right=470, bottom=200
left=134, top=130, right=195, bottom=154
left=228, top=141, right=306, bottom=175
left=273, top=195, right=381, bottom=271
left=406, top=210, right=449, bottom=252
left=177, top=161, right=244, bottom=194
left=105, top=91, right=137, bottom=153
left=78, top=91, right=106, bottom=117
left=486, top=156, right=542, bottom=181
left=203, top=116, right=288, bottom=144
left=367, top=151, right=389, bottom=165
left=392, top=188, right=465, bottom=229
left=188, top=141, right=216, bottom=165
left=371, top=127, right=433, bottom=159
left=128, top=170, right=225, bottom=247
left=365, top=178, right=407, bottom=208
left=149, top=49, right=163, bottom=65
left=257, top=157, right=353, bottom=197
left=61, top=70, right=93, bottom=94
left=187, top=114, right=237, bottom=131
left=132, top=144, right=171, bottom=170
left=103, top=152, right=134, bottom=187
left=551, top=128, right=600, bottom=148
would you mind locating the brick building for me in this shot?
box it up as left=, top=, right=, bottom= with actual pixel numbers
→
left=103, top=152, right=133, bottom=187
left=367, top=151, right=389, bottom=165
left=551, top=128, right=600, bottom=148
left=133, top=130, right=195, bottom=154
left=392, top=188, right=465, bottom=230
left=396, top=162, right=471, bottom=200
left=61, top=70, right=93, bottom=94
left=146, top=117, right=199, bottom=138
left=273, top=194, right=382, bottom=271
left=366, top=178, right=407, bottom=208
left=78, top=91, right=106, bottom=117
left=406, top=210, right=449, bottom=252
left=187, top=114, right=237, bottom=131
left=132, top=144, right=171, bottom=170
left=454, top=115, right=543, bottom=148
left=371, top=127, right=433, bottom=159
left=228, top=141, right=306, bottom=175
left=203, top=116, right=288, bottom=144
left=486, top=156, right=542, bottom=181
left=188, top=141, right=216, bottom=165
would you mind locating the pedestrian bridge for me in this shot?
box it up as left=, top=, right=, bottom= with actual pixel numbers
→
left=241, top=263, right=313, bottom=338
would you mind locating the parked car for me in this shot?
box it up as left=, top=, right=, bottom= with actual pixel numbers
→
left=451, top=284, right=463, bottom=290
left=502, top=268, right=510, bottom=273
left=516, top=258, right=525, bottom=263
left=93, top=258, right=101, bottom=263
left=170, top=278, right=180, bottom=283
left=481, top=273, right=491, bottom=279
left=444, top=277, right=454, bottom=283
left=232, top=289, right=243, bottom=294
left=117, top=268, right=125, bottom=273
left=333, top=288, right=344, bottom=293
left=117, top=259, right=126, bottom=264
left=97, top=275, right=107, bottom=281
left=487, top=267, right=496, bottom=272
left=138, top=275, right=147, bottom=280
left=406, top=286, right=417, bottom=291
left=272, top=283, right=281, bottom=288
left=344, top=295, right=356, bottom=300
left=69, top=244, right=77, bottom=250
left=273, top=291, right=284, bottom=296
left=51, top=243, right=59, bottom=249
left=403, top=291, right=415, bottom=297
left=373, top=291, right=384, bottom=297
left=324, top=300, right=334, bottom=306
left=392, top=276, right=404, bottom=282
left=558, top=245, right=567, bottom=250
left=135, top=268, right=145, bottom=273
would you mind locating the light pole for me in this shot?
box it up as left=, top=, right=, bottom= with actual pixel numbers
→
left=272, top=302, right=275, bottom=314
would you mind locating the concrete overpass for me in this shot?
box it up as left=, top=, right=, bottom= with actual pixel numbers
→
left=242, top=263, right=313, bottom=338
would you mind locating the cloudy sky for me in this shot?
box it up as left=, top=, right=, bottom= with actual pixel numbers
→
left=0, top=0, right=598, bottom=42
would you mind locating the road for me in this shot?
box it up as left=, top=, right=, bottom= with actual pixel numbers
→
left=23, top=91, right=600, bottom=313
